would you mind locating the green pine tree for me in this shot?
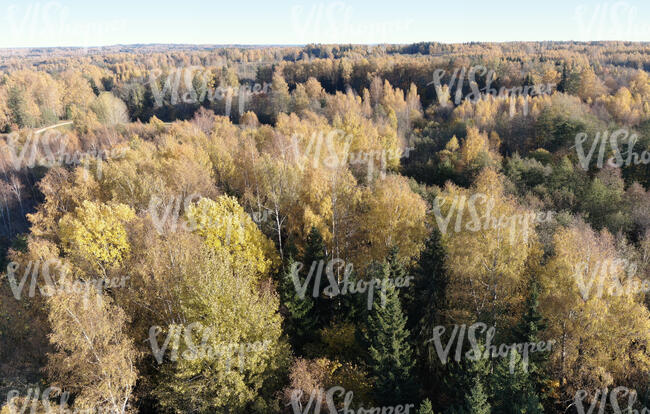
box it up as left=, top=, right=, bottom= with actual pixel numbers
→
left=513, top=279, right=551, bottom=400
left=445, top=342, right=491, bottom=410
left=302, top=226, right=327, bottom=266
left=386, top=245, right=412, bottom=313
left=513, top=279, right=546, bottom=344
left=364, top=260, right=415, bottom=406
left=418, top=399, right=435, bottom=414
left=465, top=376, right=491, bottom=414
left=412, top=229, right=447, bottom=332
left=387, top=246, right=408, bottom=281
left=279, top=255, right=318, bottom=352
left=413, top=230, right=449, bottom=402
left=557, top=63, right=568, bottom=93
left=301, top=226, right=332, bottom=327
left=337, top=266, right=364, bottom=325
left=491, top=349, right=543, bottom=414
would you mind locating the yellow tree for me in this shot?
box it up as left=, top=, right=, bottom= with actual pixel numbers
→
left=251, top=153, right=301, bottom=261
left=186, top=196, right=279, bottom=277
left=46, top=284, right=138, bottom=414
left=57, top=200, right=135, bottom=278
left=540, top=221, right=650, bottom=400
left=459, top=126, right=500, bottom=170
left=437, top=168, right=540, bottom=330
left=361, top=174, right=428, bottom=265
left=120, top=228, right=290, bottom=413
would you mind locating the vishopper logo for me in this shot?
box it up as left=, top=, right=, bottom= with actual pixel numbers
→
left=147, top=194, right=246, bottom=240
left=5, top=259, right=129, bottom=303
left=3, top=130, right=126, bottom=179
left=573, top=258, right=648, bottom=300
left=290, top=259, right=414, bottom=310
left=147, top=192, right=202, bottom=235
left=147, top=66, right=270, bottom=116
left=574, top=386, right=649, bottom=414
left=575, top=129, right=650, bottom=171
left=250, top=207, right=271, bottom=224
left=5, top=2, right=126, bottom=51
left=424, top=323, right=555, bottom=374
left=426, top=65, right=555, bottom=116
left=288, top=129, right=413, bottom=182
left=575, top=2, right=650, bottom=42
left=147, top=322, right=271, bottom=368
left=289, top=385, right=415, bottom=414
left=5, top=386, right=71, bottom=414
left=290, top=1, right=413, bottom=44
left=430, top=193, right=555, bottom=245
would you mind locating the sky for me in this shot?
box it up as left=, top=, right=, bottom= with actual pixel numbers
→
left=0, top=0, right=648, bottom=48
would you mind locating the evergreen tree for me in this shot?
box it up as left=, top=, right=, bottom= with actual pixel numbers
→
left=279, top=255, right=318, bottom=353
left=445, top=343, right=491, bottom=410
left=364, top=260, right=415, bottom=406
left=302, top=226, right=327, bottom=267
left=464, top=376, right=492, bottom=414
left=491, top=349, right=543, bottom=414
left=557, top=63, right=568, bottom=93
left=387, top=245, right=408, bottom=281
left=337, top=265, right=364, bottom=325
left=513, top=279, right=551, bottom=399
left=418, top=399, right=435, bottom=414
left=301, top=226, right=332, bottom=327
left=386, top=245, right=412, bottom=312
left=412, top=229, right=448, bottom=402
left=411, top=229, right=447, bottom=329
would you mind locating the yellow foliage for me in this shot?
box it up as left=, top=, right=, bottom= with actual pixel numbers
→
left=186, top=196, right=279, bottom=277
left=58, top=200, right=135, bottom=276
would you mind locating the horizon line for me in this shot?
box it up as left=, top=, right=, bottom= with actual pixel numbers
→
left=1, top=40, right=649, bottom=51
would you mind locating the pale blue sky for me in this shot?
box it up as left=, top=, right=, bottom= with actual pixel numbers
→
left=1, top=0, right=648, bottom=48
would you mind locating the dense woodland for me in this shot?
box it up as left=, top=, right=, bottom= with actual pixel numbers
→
left=0, top=41, right=649, bottom=413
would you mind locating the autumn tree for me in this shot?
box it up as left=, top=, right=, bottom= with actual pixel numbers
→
left=46, top=283, right=138, bottom=413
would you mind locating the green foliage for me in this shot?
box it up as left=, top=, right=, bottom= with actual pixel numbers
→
left=364, top=260, right=415, bottom=405
left=418, top=398, right=435, bottom=414
left=280, top=255, right=318, bottom=353
left=464, top=377, right=492, bottom=414
left=490, top=350, right=543, bottom=414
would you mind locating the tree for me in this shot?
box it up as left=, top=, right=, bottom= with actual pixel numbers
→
left=491, top=350, right=543, bottom=414
left=513, top=278, right=551, bottom=400
left=280, top=255, right=318, bottom=353
left=412, top=228, right=447, bottom=326
left=148, top=243, right=290, bottom=413
left=7, top=86, right=34, bottom=128
left=270, top=71, right=290, bottom=123
left=282, top=358, right=372, bottom=412
left=57, top=200, right=135, bottom=278
left=253, top=153, right=300, bottom=261
left=413, top=229, right=449, bottom=402
left=303, top=226, right=328, bottom=268
left=364, top=261, right=415, bottom=405
left=445, top=343, right=491, bottom=412
left=438, top=169, right=540, bottom=331
left=361, top=174, right=428, bottom=264
left=301, top=226, right=333, bottom=328
left=46, top=281, right=138, bottom=413
left=186, top=196, right=279, bottom=278
left=540, top=220, right=650, bottom=400
left=417, top=399, right=434, bottom=414
left=464, top=377, right=491, bottom=414
left=90, top=92, right=129, bottom=126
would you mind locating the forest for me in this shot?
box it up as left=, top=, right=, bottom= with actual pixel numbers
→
left=0, top=41, right=649, bottom=413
